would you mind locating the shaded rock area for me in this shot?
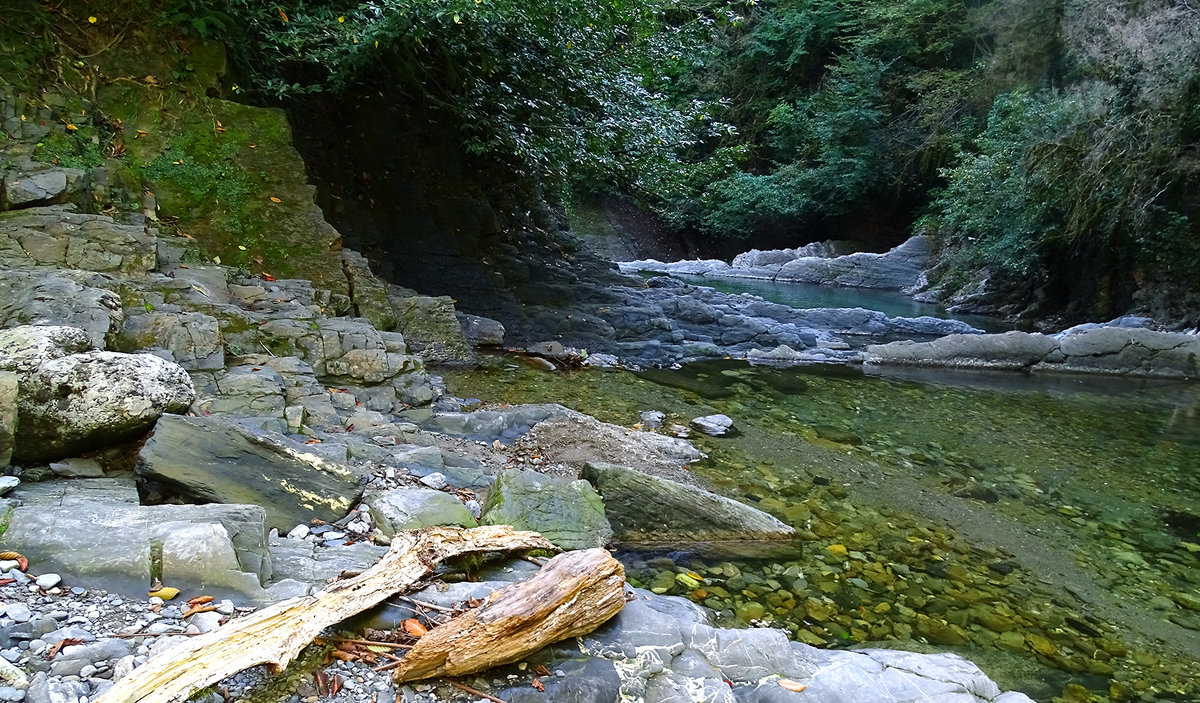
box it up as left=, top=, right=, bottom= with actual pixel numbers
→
left=583, top=462, right=794, bottom=548
left=866, top=322, right=1200, bottom=378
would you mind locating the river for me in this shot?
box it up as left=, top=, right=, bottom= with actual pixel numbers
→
left=443, top=280, right=1200, bottom=702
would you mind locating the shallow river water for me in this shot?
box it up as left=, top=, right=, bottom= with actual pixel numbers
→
left=442, top=353, right=1200, bottom=703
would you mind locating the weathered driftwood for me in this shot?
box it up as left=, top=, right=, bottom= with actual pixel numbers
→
left=391, top=547, right=626, bottom=682
left=93, top=526, right=555, bottom=703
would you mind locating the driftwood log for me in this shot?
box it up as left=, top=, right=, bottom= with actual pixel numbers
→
left=391, top=547, right=626, bottom=682
left=93, top=526, right=555, bottom=703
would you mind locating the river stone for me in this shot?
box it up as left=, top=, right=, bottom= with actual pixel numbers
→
left=13, top=350, right=195, bottom=463
left=0, top=371, right=15, bottom=468
left=50, top=639, right=132, bottom=677
left=365, top=488, right=477, bottom=538
left=690, top=414, right=733, bottom=436
left=268, top=538, right=387, bottom=586
left=137, top=414, right=364, bottom=531
left=3, top=478, right=272, bottom=597
left=25, top=673, right=89, bottom=703
left=583, top=462, right=793, bottom=546
left=458, top=313, right=505, bottom=347
left=865, top=331, right=1059, bottom=371
left=480, top=469, right=612, bottom=550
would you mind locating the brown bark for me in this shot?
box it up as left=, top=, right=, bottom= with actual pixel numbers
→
left=93, top=526, right=555, bottom=703
left=390, top=548, right=626, bottom=682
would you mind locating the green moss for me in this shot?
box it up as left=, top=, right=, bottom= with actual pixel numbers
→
left=33, top=129, right=106, bottom=169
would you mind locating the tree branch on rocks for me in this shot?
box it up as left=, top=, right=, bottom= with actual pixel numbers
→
left=93, top=526, right=556, bottom=703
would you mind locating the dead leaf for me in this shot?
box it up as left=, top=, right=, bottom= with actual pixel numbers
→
left=304, top=439, right=322, bottom=445
left=402, top=619, right=427, bottom=638
left=345, top=423, right=355, bottom=432
left=135, top=129, right=148, bottom=138
left=182, top=604, right=217, bottom=619
left=45, top=637, right=83, bottom=660
left=777, top=679, right=807, bottom=692
left=270, top=196, right=282, bottom=203
left=533, top=664, right=550, bottom=677
left=277, top=6, right=289, bottom=22
left=144, top=75, right=158, bottom=85
left=531, top=678, right=544, bottom=692
left=187, top=595, right=215, bottom=606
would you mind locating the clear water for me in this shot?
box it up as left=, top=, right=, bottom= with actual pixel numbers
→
left=442, top=357, right=1200, bottom=702
left=662, top=272, right=1012, bottom=333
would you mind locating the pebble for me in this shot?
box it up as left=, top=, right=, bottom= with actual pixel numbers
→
left=3, top=604, right=32, bottom=623
left=35, top=574, right=62, bottom=590
left=0, top=686, right=24, bottom=701
left=418, top=472, right=448, bottom=490
left=287, top=524, right=311, bottom=540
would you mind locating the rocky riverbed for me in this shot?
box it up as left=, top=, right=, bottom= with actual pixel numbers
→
left=0, top=142, right=1046, bottom=703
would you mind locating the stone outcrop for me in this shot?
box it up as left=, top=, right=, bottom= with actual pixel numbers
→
left=866, top=325, right=1200, bottom=378
left=0, top=271, right=124, bottom=349
left=136, top=414, right=365, bottom=531
left=0, top=371, right=16, bottom=468
left=365, top=488, right=478, bottom=538
left=0, top=205, right=157, bottom=274
left=583, top=462, right=794, bottom=547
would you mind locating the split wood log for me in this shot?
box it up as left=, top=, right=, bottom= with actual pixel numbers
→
left=93, top=526, right=555, bottom=703
left=390, top=547, right=626, bottom=682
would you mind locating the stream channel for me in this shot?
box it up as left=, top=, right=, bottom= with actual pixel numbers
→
left=444, top=277, right=1200, bottom=703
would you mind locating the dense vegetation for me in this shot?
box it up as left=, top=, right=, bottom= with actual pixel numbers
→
left=5, top=0, right=1198, bottom=322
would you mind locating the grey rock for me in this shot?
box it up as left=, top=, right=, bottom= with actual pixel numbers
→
left=0, top=477, right=17, bottom=496
left=185, top=612, right=223, bottom=634
left=25, top=673, right=89, bottom=703
left=49, top=640, right=132, bottom=678
left=389, top=294, right=476, bottom=364
left=34, top=574, right=61, bottom=590
left=639, top=411, right=666, bottom=429
left=690, top=414, right=733, bottom=436
left=2, top=605, right=31, bottom=624
left=0, top=272, right=123, bottom=350
left=865, top=331, right=1060, bottom=371
left=115, top=312, right=223, bottom=370
left=1, top=168, right=82, bottom=207
left=420, top=404, right=574, bottom=444
left=0, top=686, right=24, bottom=701
left=458, top=314, right=505, bottom=347
left=480, top=469, right=612, bottom=550
left=0, top=206, right=156, bottom=274
left=0, top=372, right=14, bottom=468
left=268, top=539, right=386, bottom=586
left=0, top=326, right=95, bottom=378
left=583, top=462, right=793, bottom=546
left=137, top=414, right=364, bottom=532
left=48, top=458, right=103, bottom=478
left=4, top=478, right=271, bottom=598
left=365, top=488, right=477, bottom=538
left=12, top=350, right=195, bottom=463
left=192, top=364, right=286, bottom=417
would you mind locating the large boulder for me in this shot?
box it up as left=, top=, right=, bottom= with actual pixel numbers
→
left=0, top=371, right=15, bottom=468
left=2, top=478, right=271, bottom=599
left=365, top=487, right=478, bottom=538
left=480, top=469, right=612, bottom=550
left=137, top=414, right=365, bottom=531
left=389, top=294, right=476, bottom=365
left=9, top=342, right=195, bottom=463
left=1, top=167, right=85, bottom=208
left=0, top=325, right=96, bottom=376
left=582, top=462, right=794, bottom=546
left=774, top=236, right=932, bottom=290
left=115, top=311, right=224, bottom=370
left=864, top=331, right=1059, bottom=371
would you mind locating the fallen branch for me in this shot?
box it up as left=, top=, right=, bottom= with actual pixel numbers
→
left=93, top=526, right=554, bottom=703
left=391, top=548, right=626, bottom=682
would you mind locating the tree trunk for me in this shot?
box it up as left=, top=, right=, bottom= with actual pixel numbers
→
left=93, top=526, right=555, bottom=703
left=391, top=548, right=626, bottom=682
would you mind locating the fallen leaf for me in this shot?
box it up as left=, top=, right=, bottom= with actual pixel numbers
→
left=212, top=256, right=221, bottom=264
left=277, top=6, right=289, bottom=22
left=65, top=123, right=78, bottom=131
left=144, top=75, right=158, bottom=85
left=45, top=637, right=83, bottom=660
left=135, top=129, right=148, bottom=138
left=345, top=423, right=355, bottom=432
left=148, top=585, right=180, bottom=600
left=187, top=595, right=215, bottom=605
left=533, top=664, right=551, bottom=677
left=238, top=245, right=247, bottom=250
left=270, top=196, right=282, bottom=203
left=402, top=618, right=427, bottom=638
left=182, top=604, right=217, bottom=619
left=261, top=274, right=275, bottom=281
left=777, top=679, right=807, bottom=692
left=304, top=439, right=322, bottom=445
left=531, top=678, right=544, bottom=692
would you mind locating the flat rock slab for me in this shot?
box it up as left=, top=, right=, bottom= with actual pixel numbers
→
left=137, top=414, right=365, bottom=531
left=481, top=469, right=612, bottom=551
left=583, top=462, right=793, bottom=546
left=3, top=478, right=270, bottom=599
left=0, top=271, right=124, bottom=349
